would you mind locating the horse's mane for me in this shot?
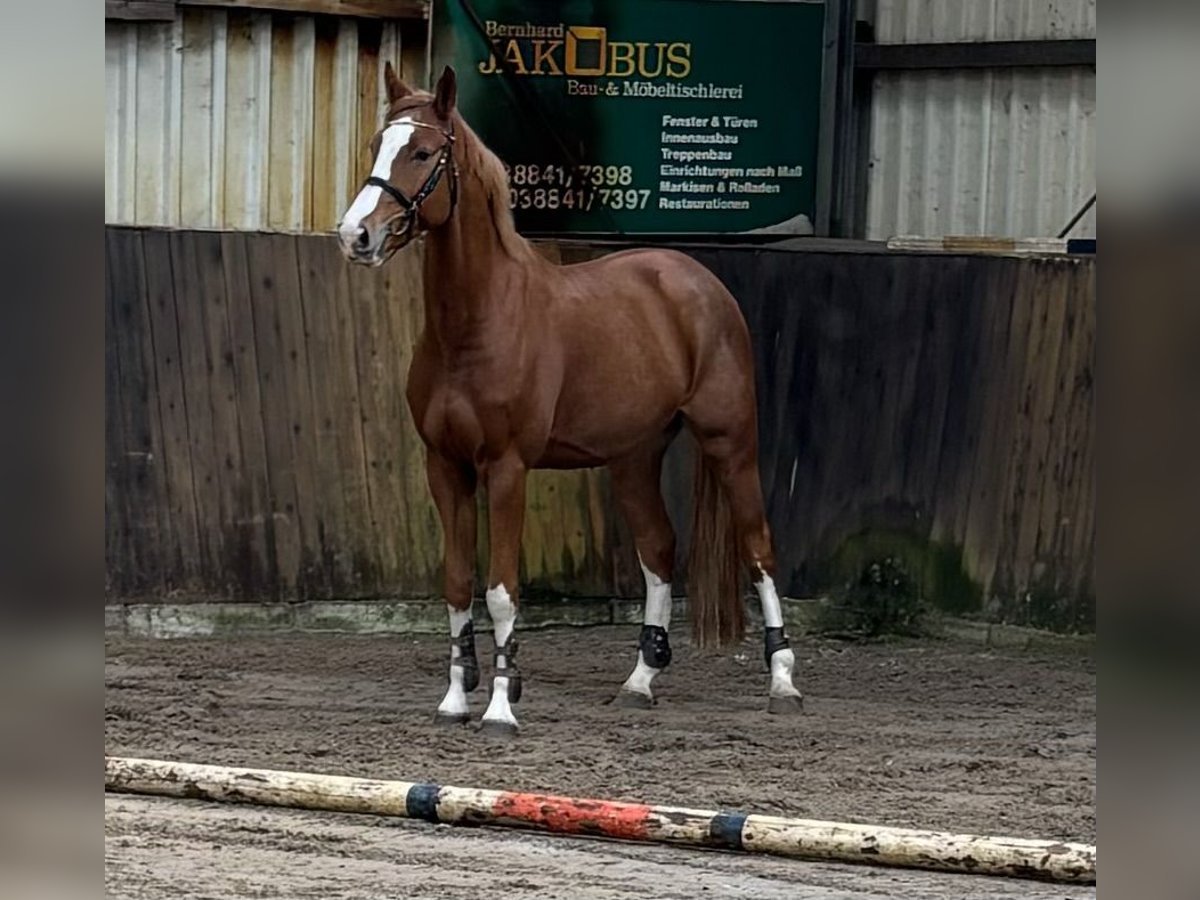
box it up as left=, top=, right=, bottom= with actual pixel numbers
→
left=387, top=93, right=537, bottom=264
left=454, top=115, right=538, bottom=263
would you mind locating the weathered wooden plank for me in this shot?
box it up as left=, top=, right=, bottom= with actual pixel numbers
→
left=521, top=471, right=555, bottom=588
left=561, top=483, right=597, bottom=590
left=105, top=231, right=136, bottom=595
left=309, top=15, right=342, bottom=232
left=344, top=259, right=404, bottom=591
left=927, top=257, right=997, bottom=547
left=266, top=15, right=315, bottom=230
left=583, top=467, right=616, bottom=592
left=219, top=232, right=278, bottom=597
left=245, top=234, right=327, bottom=597
left=140, top=230, right=204, bottom=592
left=105, top=259, right=124, bottom=596
left=806, top=251, right=868, bottom=564
left=180, top=0, right=429, bottom=20
left=182, top=231, right=268, bottom=598
left=295, top=236, right=359, bottom=595
left=178, top=9, right=218, bottom=227
left=132, top=19, right=180, bottom=225
left=167, top=231, right=229, bottom=591
left=111, top=228, right=175, bottom=595
left=961, top=259, right=1036, bottom=599
left=374, top=252, right=421, bottom=589
left=312, top=235, right=379, bottom=594
left=398, top=17, right=424, bottom=83
left=900, top=255, right=967, bottom=518
left=1033, top=264, right=1085, bottom=593
left=1063, top=265, right=1097, bottom=615
left=355, top=19, right=383, bottom=186
left=1010, top=262, right=1071, bottom=603
left=1031, top=261, right=1095, bottom=625
left=221, top=10, right=271, bottom=229
left=107, top=1, right=177, bottom=22
left=871, top=255, right=924, bottom=507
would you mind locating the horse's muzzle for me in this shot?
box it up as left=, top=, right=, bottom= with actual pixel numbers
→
left=337, top=220, right=410, bottom=266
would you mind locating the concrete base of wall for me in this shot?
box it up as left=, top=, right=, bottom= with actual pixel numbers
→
left=104, top=596, right=1092, bottom=653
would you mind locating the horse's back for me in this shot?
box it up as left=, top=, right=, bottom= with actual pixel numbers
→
left=554, top=246, right=750, bottom=370
left=562, top=246, right=729, bottom=298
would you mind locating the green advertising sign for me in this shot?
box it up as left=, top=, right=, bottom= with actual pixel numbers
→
left=431, top=0, right=826, bottom=235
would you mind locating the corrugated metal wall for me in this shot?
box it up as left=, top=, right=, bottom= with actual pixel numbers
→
left=105, top=7, right=415, bottom=232
left=863, top=0, right=1096, bottom=240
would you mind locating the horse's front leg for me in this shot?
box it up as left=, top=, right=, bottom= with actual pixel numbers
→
left=480, top=454, right=527, bottom=737
left=427, top=453, right=479, bottom=725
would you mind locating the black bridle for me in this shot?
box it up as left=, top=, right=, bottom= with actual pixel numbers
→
left=365, top=117, right=459, bottom=241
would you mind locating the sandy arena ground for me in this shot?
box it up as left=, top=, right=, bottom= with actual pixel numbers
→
left=105, top=625, right=1095, bottom=898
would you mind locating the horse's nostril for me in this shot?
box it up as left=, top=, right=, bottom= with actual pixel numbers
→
left=355, top=228, right=370, bottom=249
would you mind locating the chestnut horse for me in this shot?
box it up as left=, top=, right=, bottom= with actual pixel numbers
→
left=337, top=64, right=803, bottom=735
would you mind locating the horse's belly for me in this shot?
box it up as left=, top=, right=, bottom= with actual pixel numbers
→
left=541, top=392, right=680, bottom=467
left=533, top=437, right=608, bottom=469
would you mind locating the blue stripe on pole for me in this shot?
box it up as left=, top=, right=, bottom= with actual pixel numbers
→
left=405, top=783, right=441, bottom=822
left=708, top=812, right=747, bottom=850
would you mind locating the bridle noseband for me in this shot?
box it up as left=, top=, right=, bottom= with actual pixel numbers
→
left=365, top=117, right=459, bottom=241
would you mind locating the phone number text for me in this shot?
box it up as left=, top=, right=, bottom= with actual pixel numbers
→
left=510, top=187, right=651, bottom=211
left=506, top=163, right=635, bottom=188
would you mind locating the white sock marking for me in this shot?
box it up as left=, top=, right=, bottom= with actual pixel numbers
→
left=756, top=566, right=801, bottom=699
left=642, top=560, right=671, bottom=630
left=756, top=568, right=784, bottom=628
left=338, top=116, right=416, bottom=240
left=620, top=558, right=673, bottom=699
left=482, top=584, right=518, bottom=727
left=436, top=603, right=473, bottom=717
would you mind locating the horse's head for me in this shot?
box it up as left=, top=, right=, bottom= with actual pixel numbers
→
left=337, top=64, right=459, bottom=266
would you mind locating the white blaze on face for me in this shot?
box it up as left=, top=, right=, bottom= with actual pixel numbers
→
left=338, top=116, right=416, bottom=242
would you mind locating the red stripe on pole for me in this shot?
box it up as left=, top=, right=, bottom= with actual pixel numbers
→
left=491, top=792, right=653, bottom=841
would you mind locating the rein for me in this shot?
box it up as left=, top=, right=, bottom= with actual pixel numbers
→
left=365, top=117, right=459, bottom=241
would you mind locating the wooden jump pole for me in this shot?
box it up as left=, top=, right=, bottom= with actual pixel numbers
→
left=105, top=756, right=1095, bottom=884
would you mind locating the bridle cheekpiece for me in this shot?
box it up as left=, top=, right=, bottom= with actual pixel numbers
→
left=364, top=116, right=459, bottom=242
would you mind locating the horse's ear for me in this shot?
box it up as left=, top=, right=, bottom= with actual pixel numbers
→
left=384, top=61, right=411, bottom=103
left=433, top=65, right=457, bottom=118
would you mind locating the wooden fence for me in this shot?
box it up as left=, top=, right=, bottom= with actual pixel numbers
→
left=105, top=227, right=1094, bottom=628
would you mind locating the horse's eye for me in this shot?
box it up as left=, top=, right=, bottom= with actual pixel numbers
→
left=414, top=148, right=433, bottom=162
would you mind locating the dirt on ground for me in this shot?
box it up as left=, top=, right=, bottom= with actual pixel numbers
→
left=105, top=625, right=1095, bottom=898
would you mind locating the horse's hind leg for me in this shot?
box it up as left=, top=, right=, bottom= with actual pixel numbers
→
left=685, top=374, right=804, bottom=714
left=609, top=438, right=676, bottom=708
left=715, top=450, right=803, bottom=713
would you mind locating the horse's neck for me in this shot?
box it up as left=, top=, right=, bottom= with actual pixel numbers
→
left=422, top=173, right=528, bottom=354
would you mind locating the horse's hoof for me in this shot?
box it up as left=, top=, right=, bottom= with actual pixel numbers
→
left=478, top=719, right=519, bottom=739
left=613, top=689, right=654, bottom=709
left=433, top=711, right=470, bottom=727
left=767, top=693, right=805, bottom=715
